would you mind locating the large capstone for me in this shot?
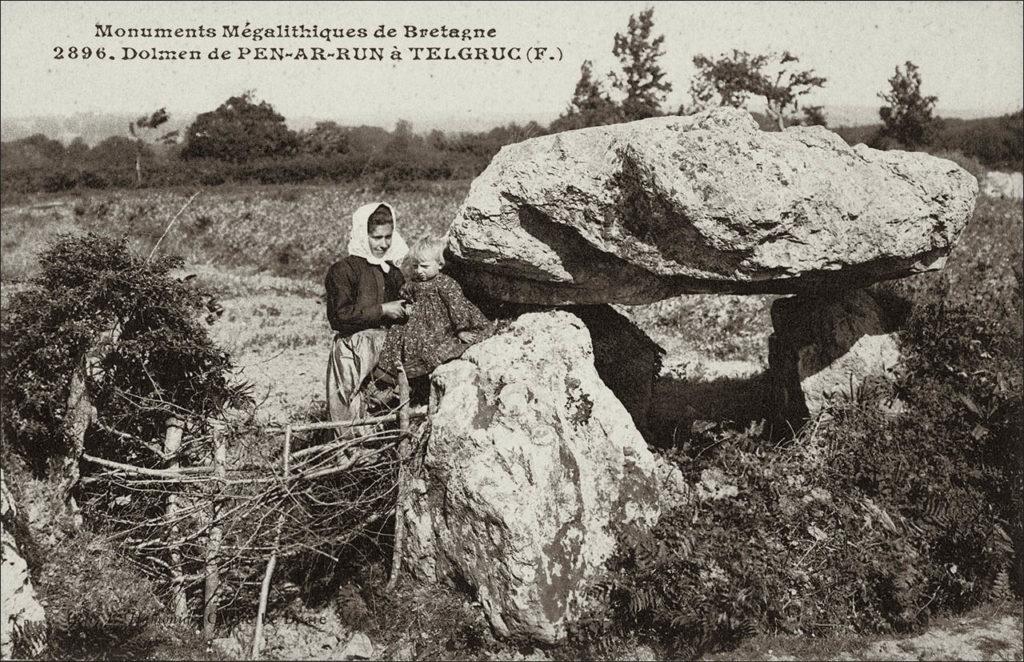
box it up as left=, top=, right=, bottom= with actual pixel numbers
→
left=447, top=108, right=977, bottom=305
left=399, top=311, right=663, bottom=644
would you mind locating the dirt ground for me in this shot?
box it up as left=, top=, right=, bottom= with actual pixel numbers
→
left=713, top=607, right=1023, bottom=661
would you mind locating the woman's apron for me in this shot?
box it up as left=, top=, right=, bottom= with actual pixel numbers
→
left=325, top=327, right=387, bottom=425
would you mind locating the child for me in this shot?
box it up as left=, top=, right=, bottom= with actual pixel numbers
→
left=378, top=237, right=490, bottom=401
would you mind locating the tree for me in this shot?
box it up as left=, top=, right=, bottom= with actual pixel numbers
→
left=385, top=119, right=421, bottom=153
left=1, top=233, right=243, bottom=480
left=128, top=108, right=178, bottom=186
left=688, top=50, right=827, bottom=129
left=610, top=8, right=672, bottom=121
left=551, top=8, right=671, bottom=132
left=800, top=105, right=828, bottom=127
left=878, top=61, right=938, bottom=149
left=688, top=50, right=770, bottom=112
left=549, top=60, right=621, bottom=131
left=66, top=137, right=89, bottom=161
left=181, top=92, right=298, bottom=162
left=298, top=121, right=351, bottom=155
left=0, top=133, right=65, bottom=169
left=760, top=52, right=828, bottom=130
left=427, top=129, right=447, bottom=151
left=86, top=136, right=140, bottom=172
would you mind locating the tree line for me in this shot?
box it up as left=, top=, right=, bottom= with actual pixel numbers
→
left=2, top=8, right=1021, bottom=196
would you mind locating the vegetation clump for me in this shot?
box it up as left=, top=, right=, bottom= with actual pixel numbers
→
left=565, top=199, right=1023, bottom=659
left=1, top=233, right=247, bottom=659
left=1, top=232, right=242, bottom=478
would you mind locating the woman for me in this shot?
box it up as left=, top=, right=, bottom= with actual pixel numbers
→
left=324, top=202, right=410, bottom=423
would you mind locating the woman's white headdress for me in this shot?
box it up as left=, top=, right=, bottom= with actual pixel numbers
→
left=346, top=202, right=409, bottom=273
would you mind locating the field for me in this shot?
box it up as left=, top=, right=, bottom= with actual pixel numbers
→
left=0, top=180, right=778, bottom=423
left=3, top=180, right=1017, bottom=419
left=1, top=180, right=1021, bottom=660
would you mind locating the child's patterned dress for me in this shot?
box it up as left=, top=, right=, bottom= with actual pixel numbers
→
left=378, top=273, right=490, bottom=380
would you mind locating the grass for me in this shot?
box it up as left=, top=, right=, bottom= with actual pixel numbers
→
left=0, top=203, right=79, bottom=282
left=0, top=180, right=468, bottom=285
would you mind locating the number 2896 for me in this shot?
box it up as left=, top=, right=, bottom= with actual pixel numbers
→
left=53, top=47, right=108, bottom=59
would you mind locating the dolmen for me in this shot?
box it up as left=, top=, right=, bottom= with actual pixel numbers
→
left=400, top=108, right=978, bottom=643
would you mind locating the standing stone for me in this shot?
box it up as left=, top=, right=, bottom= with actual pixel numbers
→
left=400, top=311, right=663, bottom=644
left=1, top=473, right=46, bottom=659
left=447, top=107, right=977, bottom=305
left=565, top=305, right=664, bottom=437
left=768, top=289, right=903, bottom=427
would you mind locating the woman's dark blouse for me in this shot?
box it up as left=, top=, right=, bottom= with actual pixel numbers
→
left=325, top=255, right=405, bottom=336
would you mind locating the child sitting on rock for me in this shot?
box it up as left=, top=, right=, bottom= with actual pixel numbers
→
left=378, top=238, right=491, bottom=402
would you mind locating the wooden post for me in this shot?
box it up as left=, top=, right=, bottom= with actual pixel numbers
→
left=165, top=416, right=189, bottom=622
left=203, top=430, right=225, bottom=639
left=250, top=555, right=277, bottom=659
left=250, top=427, right=291, bottom=659
left=387, top=369, right=411, bottom=591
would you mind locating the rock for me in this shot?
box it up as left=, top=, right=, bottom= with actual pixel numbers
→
left=568, top=305, right=664, bottom=436
left=336, top=631, right=374, bottom=660
left=447, top=108, right=977, bottom=305
left=768, top=289, right=902, bottom=427
left=696, top=468, right=740, bottom=501
left=231, top=602, right=349, bottom=661
left=983, top=170, right=1023, bottom=200
left=1, top=473, right=46, bottom=659
left=401, top=311, right=664, bottom=644
left=651, top=455, right=692, bottom=511
left=446, top=297, right=665, bottom=438
left=211, top=635, right=244, bottom=659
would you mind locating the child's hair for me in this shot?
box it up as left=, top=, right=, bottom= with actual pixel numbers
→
left=367, top=204, right=393, bottom=230
left=407, top=237, right=446, bottom=267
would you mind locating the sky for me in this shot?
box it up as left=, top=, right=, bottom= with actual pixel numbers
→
left=1, top=0, right=1022, bottom=131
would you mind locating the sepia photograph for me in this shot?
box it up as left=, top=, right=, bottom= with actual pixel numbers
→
left=1, top=1, right=1022, bottom=660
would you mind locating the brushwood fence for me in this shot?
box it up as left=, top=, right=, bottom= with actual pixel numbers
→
left=79, top=372, right=426, bottom=657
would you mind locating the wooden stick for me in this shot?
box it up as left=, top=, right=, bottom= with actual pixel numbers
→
left=250, top=426, right=292, bottom=659
left=387, top=369, right=412, bottom=591
left=289, top=426, right=402, bottom=461
left=147, top=190, right=199, bottom=261
left=83, top=441, right=401, bottom=486
left=288, top=406, right=427, bottom=433
left=249, top=554, right=277, bottom=659
left=165, top=417, right=190, bottom=622
left=204, top=430, right=226, bottom=639
left=82, top=453, right=214, bottom=477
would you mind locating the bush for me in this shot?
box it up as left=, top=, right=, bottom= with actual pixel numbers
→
left=0, top=233, right=245, bottom=478
left=12, top=528, right=209, bottom=660
left=930, top=149, right=986, bottom=182
left=569, top=203, right=1023, bottom=658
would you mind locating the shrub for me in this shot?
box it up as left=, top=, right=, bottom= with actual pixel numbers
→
left=0, top=233, right=246, bottom=478
left=930, top=149, right=986, bottom=182
left=569, top=213, right=1022, bottom=658
left=12, top=528, right=209, bottom=660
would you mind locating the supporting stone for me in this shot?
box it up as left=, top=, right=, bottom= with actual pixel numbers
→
left=767, top=289, right=903, bottom=431
left=400, top=311, right=664, bottom=644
